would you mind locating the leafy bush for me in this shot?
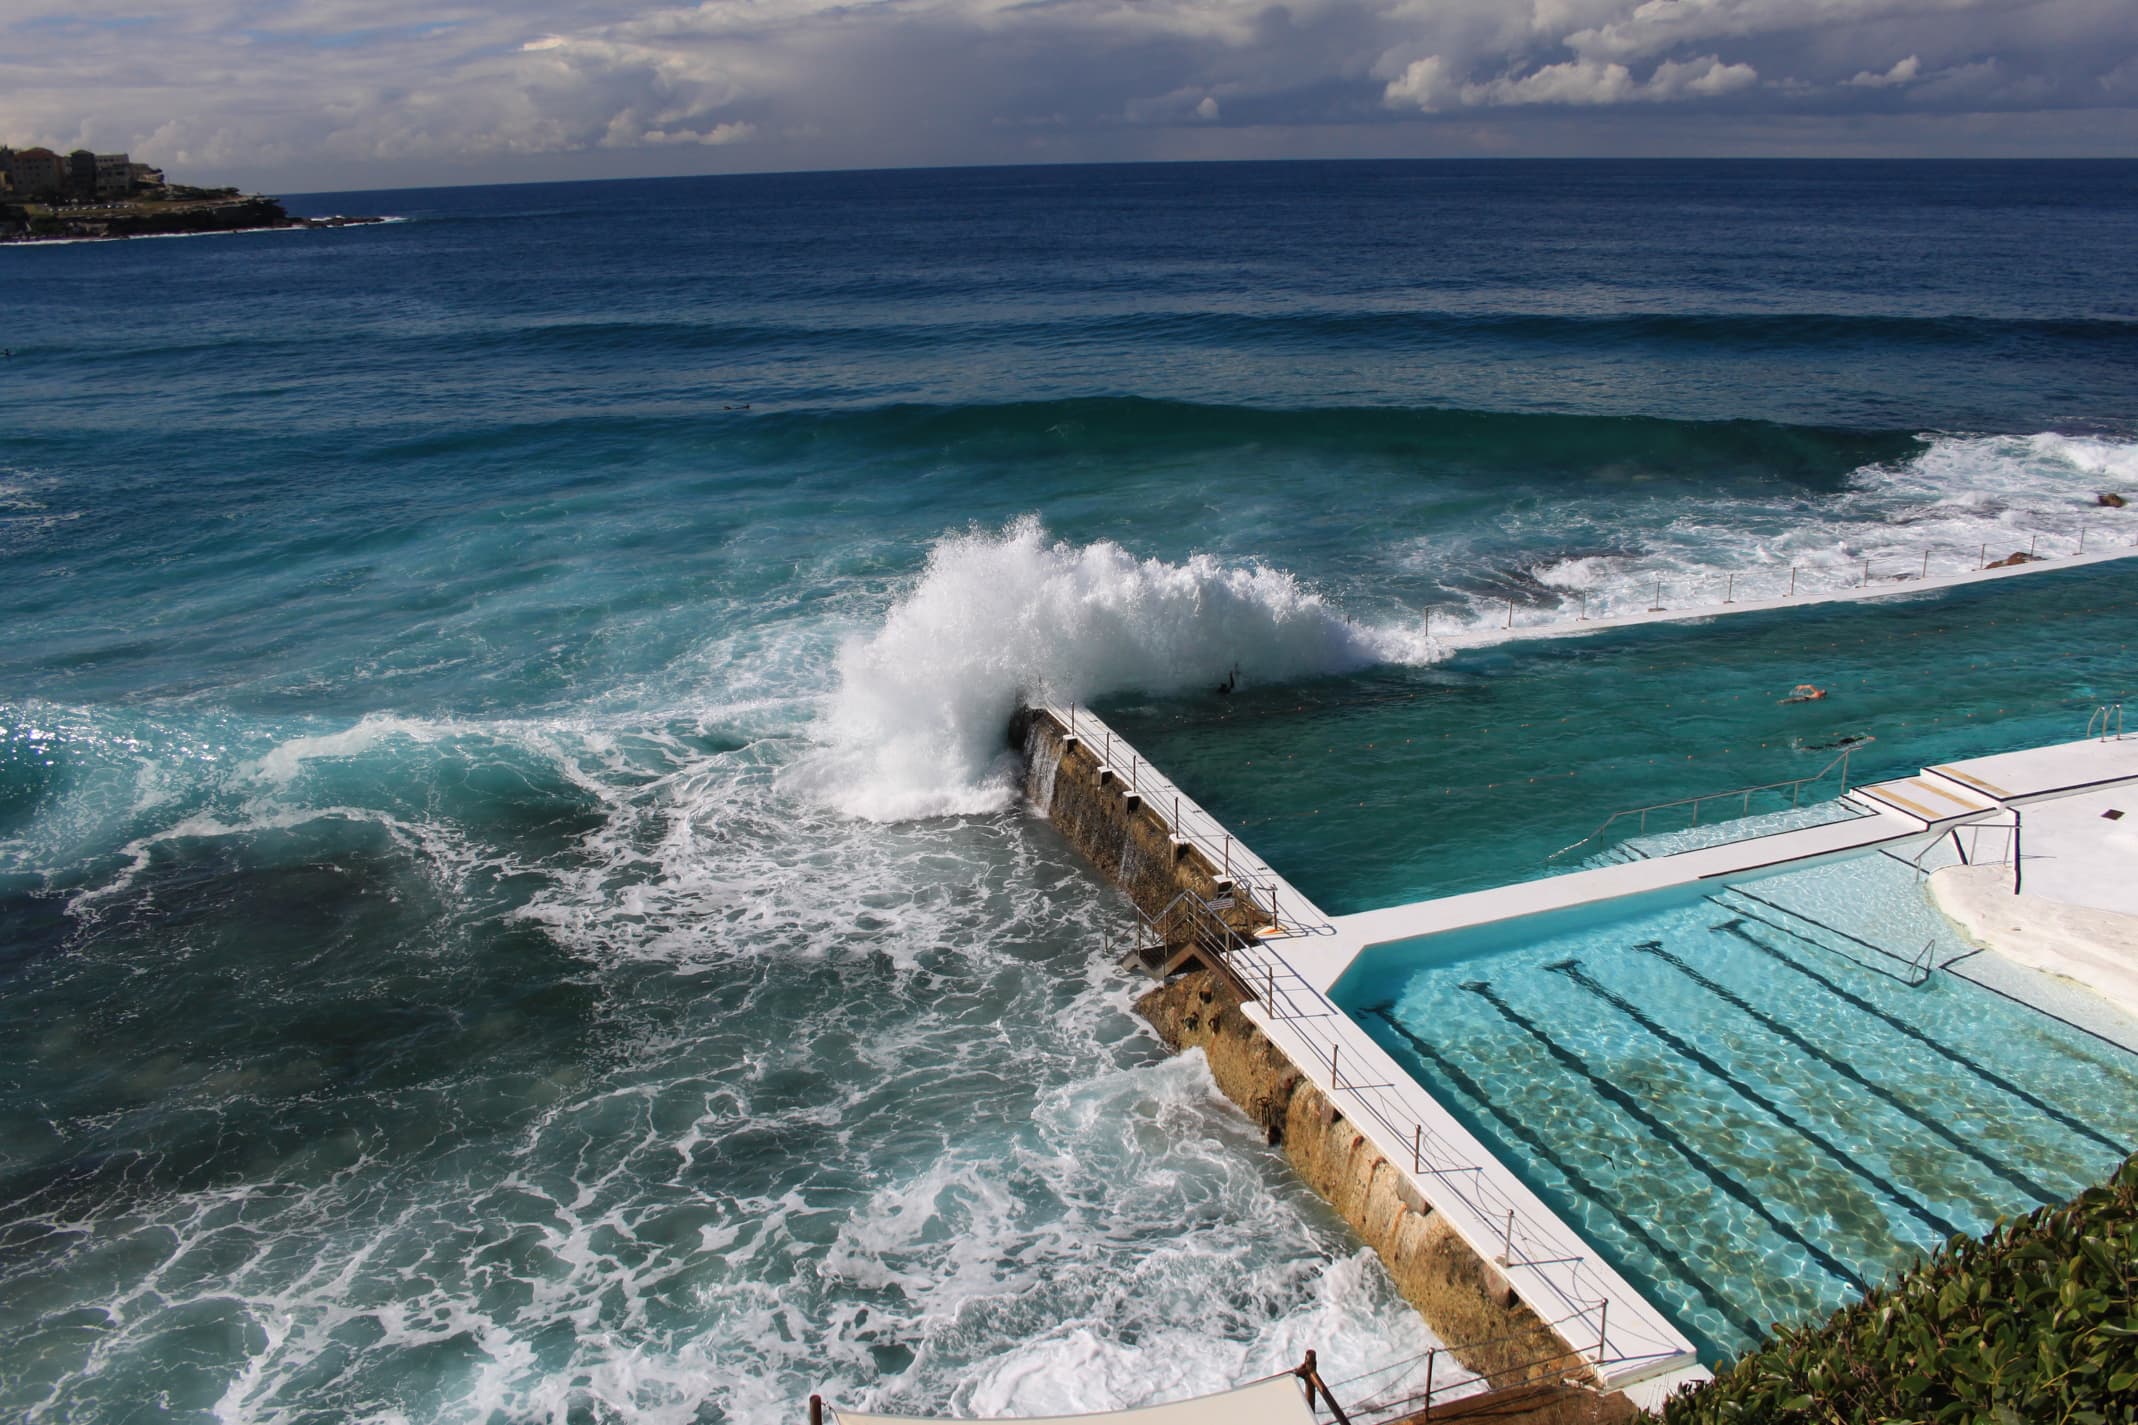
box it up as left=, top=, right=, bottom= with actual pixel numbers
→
left=1659, top=1153, right=2138, bottom=1425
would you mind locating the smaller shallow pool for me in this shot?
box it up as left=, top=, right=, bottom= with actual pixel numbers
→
left=1331, top=849, right=2138, bottom=1361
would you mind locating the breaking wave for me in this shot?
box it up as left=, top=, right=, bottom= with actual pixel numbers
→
left=793, top=517, right=1427, bottom=821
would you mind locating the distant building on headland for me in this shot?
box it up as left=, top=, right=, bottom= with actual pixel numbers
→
left=0, top=145, right=160, bottom=201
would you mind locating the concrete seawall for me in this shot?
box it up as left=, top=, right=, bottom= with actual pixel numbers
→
left=1010, top=706, right=1604, bottom=1400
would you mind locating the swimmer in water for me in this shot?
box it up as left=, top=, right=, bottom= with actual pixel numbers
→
left=1780, top=683, right=1827, bottom=704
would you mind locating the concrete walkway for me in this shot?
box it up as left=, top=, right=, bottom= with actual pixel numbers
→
left=1928, top=782, right=2138, bottom=1024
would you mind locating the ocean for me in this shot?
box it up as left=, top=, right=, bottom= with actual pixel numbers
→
left=3, top=159, right=2135, bottom=1422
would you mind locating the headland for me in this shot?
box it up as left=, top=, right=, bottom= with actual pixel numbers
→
left=0, top=142, right=381, bottom=242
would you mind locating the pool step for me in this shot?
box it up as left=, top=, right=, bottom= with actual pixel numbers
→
left=1708, top=887, right=1935, bottom=986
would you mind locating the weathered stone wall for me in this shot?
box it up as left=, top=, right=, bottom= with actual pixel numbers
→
left=1011, top=707, right=1264, bottom=932
left=1140, top=970, right=1579, bottom=1389
left=1010, top=705, right=1601, bottom=1396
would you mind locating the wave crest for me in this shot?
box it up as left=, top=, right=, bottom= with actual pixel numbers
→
left=794, top=517, right=1418, bottom=821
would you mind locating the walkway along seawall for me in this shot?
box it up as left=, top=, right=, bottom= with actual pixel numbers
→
left=1007, top=706, right=1609, bottom=1402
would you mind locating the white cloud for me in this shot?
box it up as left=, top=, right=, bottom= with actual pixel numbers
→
left=1847, top=54, right=1923, bottom=86
left=1446, top=54, right=1758, bottom=106
left=1383, top=55, right=1453, bottom=110
left=1195, top=95, right=1221, bottom=120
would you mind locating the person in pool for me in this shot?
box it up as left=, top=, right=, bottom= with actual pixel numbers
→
left=1781, top=683, right=1828, bottom=704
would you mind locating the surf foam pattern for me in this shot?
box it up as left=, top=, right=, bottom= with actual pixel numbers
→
left=1439, top=430, right=2138, bottom=631
left=0, top=693, right=1432, bottom=1425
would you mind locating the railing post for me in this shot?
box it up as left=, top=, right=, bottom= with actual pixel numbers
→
left=810, top=1396, right=824, bottom=1425
left=1861, top=557, right=1870, bottom=587
left=1578, top=591, right=1587, bottom=621
left=1978, top=542, right=1986, bottom=570
left=1422, top=1349, right=1435, bottom=1421
left=1788, top=565, right=1797, bottom=598
left=1268, top=960, right=1277, bottom=1014
left=1596, top=1300, right=1609, bottom=1364
left=1502, top=1208, right=1515, bottom=1264
left=1724, top=572, right=1734, bottom=604
left=2080, top=522, right=2088, bottom=554
left=1329, top=1041, right=1340, bottom=1090
left=1649, top=577, right=1662, bottom=612
left=1505, top=598, right=1514, bottom=629
left=2012, top=806, right=2023, bottom=896
left=1412, top=1123, right=1422, bottom=1173
left=1921, top=549, right=1929, bottom=578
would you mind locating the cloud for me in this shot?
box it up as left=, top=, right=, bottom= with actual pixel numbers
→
left=1388, top=53, right=1758, bottom=108
left=1847, top=54, right=1923, bottom=87
left=0, top=0, right=2132, bottom=186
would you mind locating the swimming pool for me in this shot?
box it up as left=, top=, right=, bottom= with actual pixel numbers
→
left=1329, top=849, right=2138, bottom=1361
left=1098, top=560, right=2138, bottom=911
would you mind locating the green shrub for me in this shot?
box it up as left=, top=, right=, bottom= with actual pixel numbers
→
left=1659, top=1153, right=2138, bottom=1425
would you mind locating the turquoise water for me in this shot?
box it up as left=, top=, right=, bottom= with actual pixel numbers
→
left=1332, top=854, right=2138, bottom=1362
left=5, top=161, right=2138, bottom=1421
left=1099, top=558, right=2138, bottom=912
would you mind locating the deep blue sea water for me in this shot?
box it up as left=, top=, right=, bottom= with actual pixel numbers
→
left=4, top=160, right=2137, bottom=1422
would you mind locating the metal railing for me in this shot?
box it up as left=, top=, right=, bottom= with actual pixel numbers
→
left=2088, top=702, right=2126, bottom=741
left=1108, top=894, right=1687, bottom=1385
left=1029, top=695, right=1691, bottom=1386
left=1331, top=1306, right=1622, bottom=1423
left=1031, top=695, right=1332, bottom=940
left=1545, top=747, right=1858, bottom=864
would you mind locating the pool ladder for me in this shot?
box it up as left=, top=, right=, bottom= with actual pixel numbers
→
left=2087, top=702, right=2125, bottom=741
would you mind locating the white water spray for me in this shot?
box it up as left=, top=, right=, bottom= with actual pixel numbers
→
left=795, top=517, right=1425, bottom=821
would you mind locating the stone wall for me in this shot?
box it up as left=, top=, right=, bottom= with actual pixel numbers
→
left=1140, top=970, right=1579, bottom=1390
left=1011, top=706, right=1264, bottom=932
left=1010, top=705, right=1605, bottom=1397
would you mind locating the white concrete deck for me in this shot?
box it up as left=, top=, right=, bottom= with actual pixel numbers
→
left=1927, top=779, right=2138, bottom=1028
left=1430, top=542, right=2138, bottom=653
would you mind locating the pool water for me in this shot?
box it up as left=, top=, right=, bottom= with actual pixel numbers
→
left=1330, top=852, right=2138, bottom=1361
left=1097, top=559, right=2138, bottom=911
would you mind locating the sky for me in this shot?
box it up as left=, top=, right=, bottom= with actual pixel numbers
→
left=3, top=0, right=2137, bottom=191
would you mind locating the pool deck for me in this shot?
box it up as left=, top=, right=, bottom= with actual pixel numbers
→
left=1043, top=689, right=2138, bottom=1405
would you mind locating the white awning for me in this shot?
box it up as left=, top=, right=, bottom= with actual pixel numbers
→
left=831, top=1374, right=1316, bottom=1425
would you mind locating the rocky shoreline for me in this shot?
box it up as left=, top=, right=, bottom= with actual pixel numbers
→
left=2, top=194, right=385, bottom=244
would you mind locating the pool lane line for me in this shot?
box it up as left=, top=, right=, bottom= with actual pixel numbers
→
left=1632, top=939, right=2062, bottom=1206
left=1460, top=979, right=1871, bottom=1296
left=1359, top=1002, right=1769, bottom=1347
left=1544, top=958, right=1965, bottom=1243
left=1717, top=920, right=2128, bottom=1157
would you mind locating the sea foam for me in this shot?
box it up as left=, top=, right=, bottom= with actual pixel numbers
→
left=794, top=516, right=1423, bottom=822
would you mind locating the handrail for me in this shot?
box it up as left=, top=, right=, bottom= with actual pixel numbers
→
left=1027, top=695, right=1333, bottom=939
left=1546, top=747, right=1856, bottom=864
left=2088, top=702, right=2125, bottom=741
left=1158, top=927, right=1672, bottom=1383
left=1028, top=698, right=1688, bottom=1386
